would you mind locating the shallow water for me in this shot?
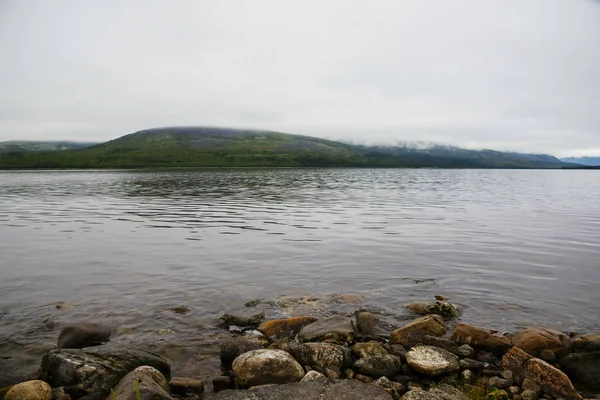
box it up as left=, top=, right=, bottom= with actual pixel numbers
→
left=1, top=168, right=599, bottom=384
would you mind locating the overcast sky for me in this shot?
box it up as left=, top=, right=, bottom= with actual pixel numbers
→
left=1, top=1, right=599, bottom=156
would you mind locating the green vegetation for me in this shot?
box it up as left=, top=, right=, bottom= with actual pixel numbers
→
left=0, top=140, right=96, bottom=153
left=0, top=127, right=572, bottom=169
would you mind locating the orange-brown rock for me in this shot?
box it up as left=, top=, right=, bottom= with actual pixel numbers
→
left=524, top=358, right=581, bottom=399
left=502, top=346, right=533, bottom=376
left=258, top=316, right=318, bottom=339
left=513, top=328, right=572, bottom=357
left=389, top=315, right=446, bottom=347
left=450, top=323, right=511, bottom=354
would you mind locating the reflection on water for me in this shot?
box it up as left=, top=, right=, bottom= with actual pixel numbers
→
left=0, top=168, right=599, bottom=384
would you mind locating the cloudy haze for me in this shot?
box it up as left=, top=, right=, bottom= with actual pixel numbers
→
left=1, top=0, right=599, bottom=156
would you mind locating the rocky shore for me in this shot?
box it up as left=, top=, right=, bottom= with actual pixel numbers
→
left=1, top=297, right=599, bottom=400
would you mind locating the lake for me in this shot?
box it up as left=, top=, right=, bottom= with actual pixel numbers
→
left=1, top=168, right=599, bottom=384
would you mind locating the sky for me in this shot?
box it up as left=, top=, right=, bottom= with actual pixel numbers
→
left=1, top=1, right=599, bottom=157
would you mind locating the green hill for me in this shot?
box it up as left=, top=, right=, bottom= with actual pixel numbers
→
left=0, top=127, right=572, bottom=169
left=0, top=140, right=96, bottom=154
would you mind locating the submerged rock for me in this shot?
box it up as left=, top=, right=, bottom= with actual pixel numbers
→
left=231, top=349, right=304, bottom=388
left=451, top=323, right=511, bottom=354
left=512, top=327, right=572, bottom=357
left=405, top=301, right=461, bottom=319
left=390, top=315, right=446, bottom=347
left=108, top=365, right=172, bottom=400
left=405, top=346, right=460, bottom=376
left=217, top=309, right=265, bottom=329
left=169, top=377, right=205, bottom=396
left=298, top=315, right=355, bottom=343
left=214, top=379, right=393, bottom=399
left=258, top=316, right=318, bottom=340
left=5, top=380, right=52, bottom=400
left=41, top=345, right=170, bottom=400
left=560, top=351, right=600, bottom=390
left=57, top=323, right=112, bottom=349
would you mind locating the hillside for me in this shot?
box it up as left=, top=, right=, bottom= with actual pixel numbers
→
left=0, top=127, right=573, bottom=169
left=560, top=156, right=600, bottom=166
left=0, top=140, right=96, bottom=153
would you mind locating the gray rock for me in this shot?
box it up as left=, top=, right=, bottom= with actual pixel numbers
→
left=5, top=380, right=52, bottom=400
left=456, top=344, right=476, bottom=358
left=107, top=365, right=172, bottom=400
left=508, top=386, right=521, bottom=396
left=218, top=309, right=265, bottom=328
left=220, top=335, right=265, bottom=369
left=400, top=389, right=444, bottom=400
left=405, top=301, right=461, bottom=318
left=298, top=315, right=355, bottom=343
left=57, top=323, right=112, bottom=349
left=423, top=336, right=459, bottom=354
left=521, top=378, right=541, bottom=395
left=214, top=379, right=393, bottom=399
left=41, top=345, right=170, bottom=400
left=231, top=349, right=304, bottom=388
left=373, top=376, right=404, bottom=400
left=488, top=376, right=511, bottom=389
left=356, top=311, right=390, bottom=338
left=500, top=370, right=514, bottom=384
left=354, top=354, right=402, bottom=378
left=290, top=342, right=351, bottom=377
left=169, top=377, right=204, bottom=396
left=459, top=358, right=485, bottom=370
left=521, top=390, right=539, bottom=400
left=301, top=370, right=326, bottom=382
left=406, top=346, right=460, bottom=376
left=559, top=351, right=600, bottom=390
left=353, top=342, right=389, bottom=359
left=429, top=384, right=471, bottom=400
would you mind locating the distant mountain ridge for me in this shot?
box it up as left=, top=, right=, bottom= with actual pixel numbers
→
left=560, top=156, right=600, bottom=166
left=0, top=126, right=575, bottom=169
left=0, top=140, right=96, bottom=153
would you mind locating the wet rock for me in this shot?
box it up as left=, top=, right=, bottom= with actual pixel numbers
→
left=298, top=315, right=355, bottom=343
left=57, top=323, right=112, bottom=349
left=560, top=351, right=600, bottom=390
left=400, top=389, right=444, bottom=400
left=489, top=376, right=512, bottom=390
left=423, top=336, right=459, bottom=354
left=429, top=383, right=471, bottom=400
left=345, top=368, right=355, bottom=379
left=41, top=345, right=170, bottom=400
left=456, top=344, right=476, bottom=358
left=487, top=389, right=509, bottom=400
left=169, top=377, right=204, bottom=396
left=521, top=379, right=542, bottom=395
left=356, top=311, right=390, bottom=338
left=212, top=376, right=234, bottom=392
left=353, top=342, right=389, bottom=359
left=524, top=358, right=581, bottom=399
left=268, top=337, right=293, bottom=352
left=477, top=351, right=496, bottom=363
left=290, top=342, right=351, bottom=377
left=539, top=350, right=556, bottom=363
left=5, top=380, right=52, bottom=400
left=459, top=358, right=485, bottom=370
left=405, top=346, right=460, bottom=376
left=451, top=323, right=511, bottom=354
left=108, top=365, right=172, bottom=400
left=218, top=309, right=265, bottom=328
left=258, top=316, right=318, bottom=340
left=301, top=370, right=325, bottom=382
left=390, top=316, right=446, bottom=347
left=231, top=349, right=304, bottom=388
left=513, top=328, right=572, bottom=358
left=213, top=379, right=393, bottom=399
left=521, top=390, right=539, bottom=400
left=373, top=376, right=404, bottom=400
left=572, top=334, right=600, bottom=352
left=354, top=354, right=403, bottom=378
left=220, top=335, right=265, bottom=369
left=405, top=301, right=461, bottom=319
left=383, top=343, right=407, bottom=357
left=355, top=373, right=376, bottom=383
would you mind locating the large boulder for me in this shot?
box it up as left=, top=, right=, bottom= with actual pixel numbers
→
left=560, top=351, right=600, bottom=391
left=57, top=323, right=112, bottom=349
left=572, top=334, right=600, bottom=352
left=353, top=354, right=402, bottom=378
left=405, top=301, right=461, bottom=319
left=258, top=316, right=318, bottom=340
left=390, top=315, right=446, bottom=347
left=41, top=345, right=170, bottom=400
left=220, top=335, right=265, bottom=369
left=214, top=379, right=393, bottom=399
left=450, top=323, right=511, bottom=354
left=290, top=342, right=351, bottom=377
left=217, top=309, right=265, bottom=329
left=231, top=349, right=304, bottom=388
left=298, top=316, right=355, bottom=343
left=107, top=366, right=172, bottom=400
left=5, top=380, right=52, bottom=400
left=405, top=346, right=460, bottom=376
left=512, top=328, right=572, bottom=357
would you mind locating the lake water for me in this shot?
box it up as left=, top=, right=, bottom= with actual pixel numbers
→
left=1, top=168, right=599, bottom=385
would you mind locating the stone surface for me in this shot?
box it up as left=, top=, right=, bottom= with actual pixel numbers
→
left=217, top=309, right=265, bottom=328
left=212, top=376, right=234, bottom=392
left=502, top=346, right=533, bottom=375
left=231, top=349, right=304, bottom=388
left=522, top=378, right=542, bottom=395
left=521, top=390, right=539, bottom=400
left=539, top=350, right=556, bottom=363
left=5, top=380, right=52, bottom=400
left=560, top=351, right=600, bottom=390
left=298, top=315, right=355, bottom=343
left=258, top=316, right=318, bottom=340
left=214, top=379, right=393, bottom=399
left=220, top=335, right=265, bottom=368
left=400, top=389, right=444, bottom=400
left=169, top=377, right=204, bottom=396
left=429, top=384, right=471, bottom=400
left=290, top=342, right=350, bottom=377
left=405, top=346, right=460, bottom=376
left=356, top=311, right=390, bottom=338
left=352, top=342, right=389, bottom=359
left=572, top=334, right=600, bottom=352
left=353, top=354, right=402, bottom=378
left=108, top=366, right=172, bottom=400
left=459, top=358, right=485, bottom=370
left=524, top=358, right=581, bottom=400
left=513, top=328, right=572, bottom=358
left=489, top=376, right=512, bottom=389
left=301, top=370, right=325, bottom=382
left=422, top=336, right=459, bottom=354
left=57, top=323, right=112, bottom=349
left=456, top=344, right=476, bottom=358
left=405, top=301, right=461, bottom=318
left=41, top=345, right=170, bottom=400
left=451, top=323, right=511, bottom=354
left=390, top=316, right=446, bottom=347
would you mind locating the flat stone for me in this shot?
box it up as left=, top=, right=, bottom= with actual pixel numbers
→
left=451, top=323, right=511, bottom=354
left=353, top=354, right=402, bottom=378
left=231, top=349, right=304, bottom=388
left=298, top=315, right=355, bottom=343
left=218, top=309, right=265, bottom=328
left=390, top=315, right=447, bottom=347
left=405, top=345, right=460, bottom=376
left=108, top=365, right=172, bottom=400
left=513, top=328, right=572, bottom=358
left=423, top=336, right=459, bottom=354
left=213, top=379, right=393, bottom=399
left=57, top=323, right=112, bottom=349
left=258, top=316, right=318, bottom=340
left=5, top=380, right=52, bottom=400
left=355, top=311, right=391, bottom=338
left=560, top=351, right=600, bottom=391
left=459, top=358, right=485, bottom=370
